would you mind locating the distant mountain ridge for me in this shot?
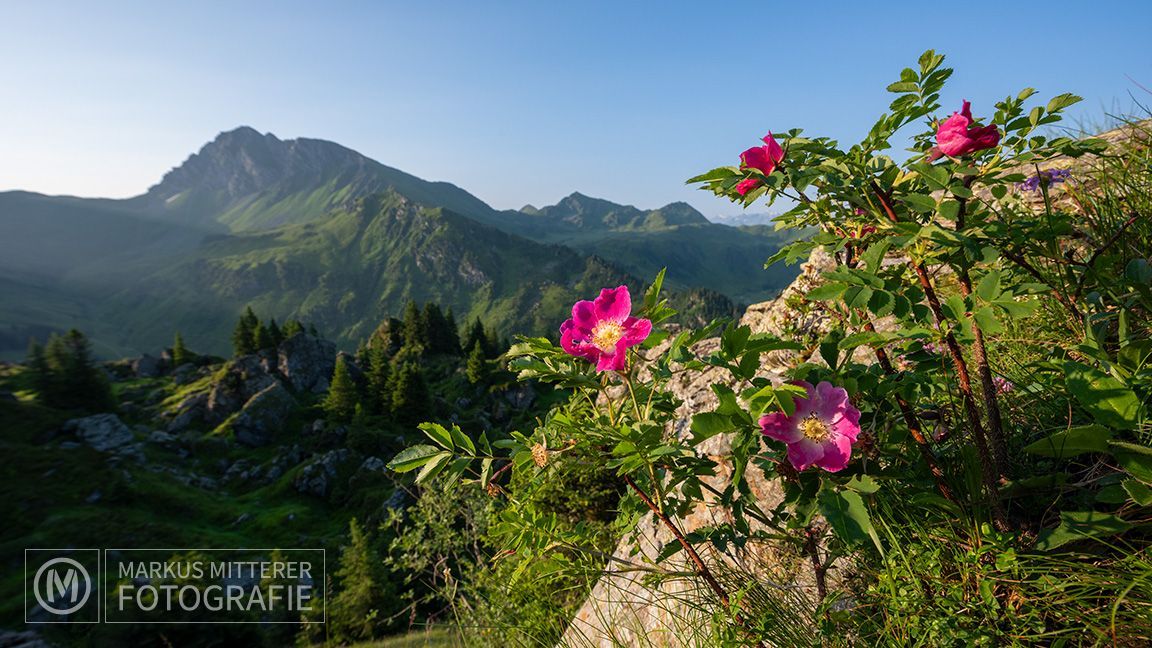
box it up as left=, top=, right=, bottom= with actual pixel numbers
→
left=0, top=127, right=801, bottom=358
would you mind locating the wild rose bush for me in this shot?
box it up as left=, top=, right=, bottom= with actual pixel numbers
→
left=391, top=51, right=1152, bottom=645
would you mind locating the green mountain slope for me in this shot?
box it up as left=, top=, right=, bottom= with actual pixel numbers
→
left=0, top=127, right=796, bottom=358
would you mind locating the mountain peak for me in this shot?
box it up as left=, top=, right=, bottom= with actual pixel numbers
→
left=145, top=126, right=373, bottom=206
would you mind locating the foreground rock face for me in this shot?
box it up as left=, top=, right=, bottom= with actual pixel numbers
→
left=563, top=251, right=837, bottom=648
left=278, top=334, right=336, bottom=393
left=232, top=382, right=297, bottom=447
left=63, top=413, right=134, bottom=452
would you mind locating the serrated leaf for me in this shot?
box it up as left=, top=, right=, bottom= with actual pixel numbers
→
left=414, top=451, right=453, bottom=484
left=902, top=193, right=937, bottom=213
left=448, top=425, right=476, bottom=455
left=388, top=444, right=445, bottom=473
left=818, top=489, right=882, bottom=553
left=976, top=270, right=1001, bottom=301
left=1046, top=93, right=1082, bottom=113
left=420, top=422, right=455, bottom=450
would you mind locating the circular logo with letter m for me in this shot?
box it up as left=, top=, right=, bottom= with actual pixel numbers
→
left=33, top=557, right=93, bottom=616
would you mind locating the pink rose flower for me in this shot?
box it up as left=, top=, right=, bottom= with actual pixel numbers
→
left=933, top=100, right=1000, bottom=159
left=560, top=286, right=652, bottom=372
left=737, top=133, right=785, bottom=196
left=760, top=381, right=862, bottom=472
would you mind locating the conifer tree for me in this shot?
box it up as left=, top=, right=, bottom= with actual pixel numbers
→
left=367, top=345, right=392, bottom=414
left=37, top=330, right=114, bottom=411
left=232, top=306, right=259, bottom=356
left=391, top=363, right=431, bottom=425
left=267, top=318, right=283, bottom=348
left=462, top=317, right=488, bottom=358
left=307, top=323, right=319, bottom=337
left=324, top=356, right=359, bottom=422
left=171, top=332, right=191, bottom=367
left=282, top=319, right=304, bottom=338
left=254, top=322, right=273, bottom=351
left=401, top=301, right=425, bottom=350
left=25, top=339, right=51, bottom=399
left=466, top=341, right=488, bottom=385
left=328, top=519, right=389, bottom=643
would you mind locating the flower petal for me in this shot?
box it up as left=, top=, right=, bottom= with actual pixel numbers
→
left=572, top=300, right=597, bottom=330
left=620, top=317, right=652, bottom=347
left=760, top=413, right=802, bottom=443
left=787, top=438, right=824, bottom=472
left=595, top=349, right=626, bottom=372
left=815, top=433, right=853, bottom=472
left=736, top=178, right=762, bottom=196
left=594, top=286, right=631, bottom=323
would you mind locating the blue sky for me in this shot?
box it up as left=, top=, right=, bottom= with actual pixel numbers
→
left=2, top=1, right=1149, bottom=218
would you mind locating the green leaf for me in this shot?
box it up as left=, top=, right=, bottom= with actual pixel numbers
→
left=806, top=282, right=848, bottom=301
left=1123, top=479, right=1152, bottom=506
left=973, top=306, right=1004, bottom=335
left=846, top=475, right=881, bottom=494
left=1064, top=361, right=1145, bottom=429
left=448, top=425, right=476, bottom=455
left=1023, top=425, right=1112, bottom=459
left=420, top=422, right=455, bottom=450
left=886, top=81, right=918, bottom=93
left=1034, top=511, right=1132, bottom=551
left=902, top=193, right=937, bottom=213
left=388, top=444, right=445, bottom=473
left=975, top=270, right=1001, bottom=301
left=1046, top=93, right=1082, bottom=113
left=644, top=268, right=667, bottom=310
left=414, top=451, right=453, bottom=485
left=1110, top=441, right=1152, bottom=484
left=690, top=412, right=739, bottom=444
left=818, top=489, right=883, bottom=553
left=838, top=331, right=885, bottom=352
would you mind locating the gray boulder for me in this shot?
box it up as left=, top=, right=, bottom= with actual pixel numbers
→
left=294, top=449, right=353, bottom=498
left=206, top=355, right=277, bottom=423
left=63, top=414, right=133, bottom=452
left=132, top=354, right=164, bottom=378
left=232, top=382, right=296, bottom=447
left=167, top=392, right=208, bottom=432
left=278, top=334, right=336, bottom=393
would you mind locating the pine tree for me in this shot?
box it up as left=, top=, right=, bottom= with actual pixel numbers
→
left=401, top=301, right=425, bottom=351
left=38, top=330, right=114, bottom=411
left=462, top=317, right=488, bottom=357
left=324, top=356, right=359, bottom=422
left=366, top=345, right=392, bottom=414
left=390, top=363, right=431, bottom=425
left=254, top=322, right=273, bottom=351
left=267, top=318, right=284, bottom=348
left=328, top=519, right=390, bottom=643
left=25, top=339, right=51, bottom=399
left=466, top=341, right=488, bottom=385
left=282, top=319, right=304, bottom=338
left=307, top=323, right=319, bottom=337
left=445, top=308, right=459, bottom=353
left=232, top=307, right=259, bottom=356
left=171, top=332, right=191, bottom=367
left=421, top=303, right=460, bottom=355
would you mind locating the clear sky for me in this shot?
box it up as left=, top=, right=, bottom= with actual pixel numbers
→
left=2, top=1, right=1150, bottom=218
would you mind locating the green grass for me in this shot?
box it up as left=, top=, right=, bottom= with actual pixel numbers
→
left=350, top=628, right=460, bottom=648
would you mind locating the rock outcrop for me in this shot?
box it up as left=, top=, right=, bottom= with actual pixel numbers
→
left=563, top=251, right=838, bottom=647
left=63, top=413, right=134, bottom=452
left=232, top=382, right=297, bottom=447
left=277, top=334, right=336, bottom=393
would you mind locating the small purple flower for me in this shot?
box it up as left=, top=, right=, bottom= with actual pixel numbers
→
left=922, top=342, right=940, bottom=355
left=1018, top=168, right=1071, bottom=192
left=992, top=376, right=1015, bottom=394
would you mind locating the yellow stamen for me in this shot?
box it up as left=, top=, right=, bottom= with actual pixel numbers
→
left=591, top=321, right=625, bottom=353
left=799, top=415, right=830, bottom=442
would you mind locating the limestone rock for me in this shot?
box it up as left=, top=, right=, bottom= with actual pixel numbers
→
left=277, top=333, right=335, bottom=393
left=206, top=355, right=277, bottom=423
left=232, top=382, right=296, bottom=447
left=132, top=353, right=165, bottom=378
left=294, top=449, right=354, bottom=498
left=63, top=413, right=133, bottom=452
